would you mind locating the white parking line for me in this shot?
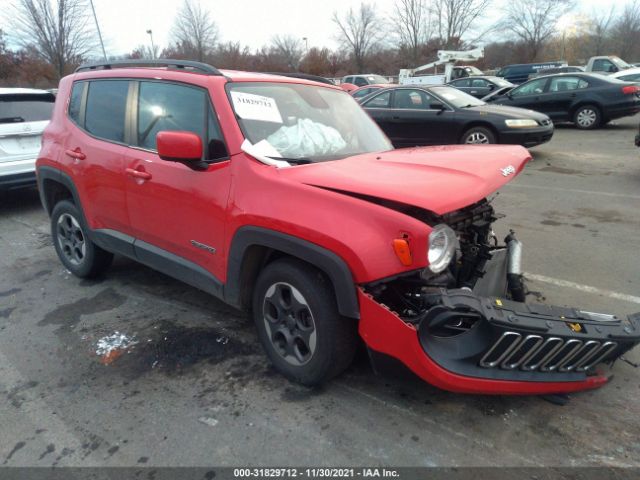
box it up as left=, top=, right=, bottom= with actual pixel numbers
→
left=505, top=183, right=640, bottom=200
left=525, top=273, right=640, bottom=305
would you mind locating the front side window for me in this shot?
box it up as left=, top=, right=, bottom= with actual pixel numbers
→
left=85, top=80, right=129, bottom=142
left=137, top=81, right=207, bottom=152
left=451, top=79, right=470, bottom=88
left=511, top=78, right=548, bottom=97
left=471, top=78, right=489, bottom=88
left=354, top=77, right=368, bottom=86
left=228, top=82, right=392, bottom=162
left=353, top=88, right=373, bottom=99
left=393, top=89, right=433, bottom=109
left=0, top=94, right=54, bottom=124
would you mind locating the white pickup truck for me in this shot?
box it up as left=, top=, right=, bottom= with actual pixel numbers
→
left=584, top=56, right=633, bottom=74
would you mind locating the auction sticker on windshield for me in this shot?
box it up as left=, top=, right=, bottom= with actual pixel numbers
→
left=231, top=91, right=283, bottom=124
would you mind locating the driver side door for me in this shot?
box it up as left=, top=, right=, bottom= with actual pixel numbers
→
left=502, top=77, right=551, bottom=112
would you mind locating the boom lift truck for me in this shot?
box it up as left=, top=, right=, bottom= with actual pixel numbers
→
left=399, top=47, right=485, bottom=85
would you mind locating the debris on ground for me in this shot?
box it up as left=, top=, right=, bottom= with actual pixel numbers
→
left=95, top=332, right=139, bottom=365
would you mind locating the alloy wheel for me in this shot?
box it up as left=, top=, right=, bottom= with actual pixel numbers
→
left=56, top=213, right=86, bottom=266
left=465, top=132, right=490, bottom=144
left=263, top=282, right=317, bottom=366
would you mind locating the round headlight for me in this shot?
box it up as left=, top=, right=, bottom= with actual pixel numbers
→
left=428, top=224, right=458, bottom=273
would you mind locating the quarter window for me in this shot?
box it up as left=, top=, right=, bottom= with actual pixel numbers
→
left=85, top=80, right=129, bottom=142
left=68, top=82, right=84, bottom=124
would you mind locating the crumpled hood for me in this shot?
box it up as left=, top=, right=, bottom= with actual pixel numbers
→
left=278, top=145, right=532, bottom=215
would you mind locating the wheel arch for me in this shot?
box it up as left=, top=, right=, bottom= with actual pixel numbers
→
left=37, top=166, right=82, bottom=216
left=225, top=227, right=360, bottom=319
left=569, top=101, right=603, bottom=119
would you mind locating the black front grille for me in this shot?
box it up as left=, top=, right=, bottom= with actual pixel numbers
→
left=479, top=332, right=620, bottom=373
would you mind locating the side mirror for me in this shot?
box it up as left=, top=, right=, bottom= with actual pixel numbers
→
left=430, top=102, right=445, bottom=111
left=488, top=84, right=495, bottom=90
left=157, top=131, right=207, bottom=170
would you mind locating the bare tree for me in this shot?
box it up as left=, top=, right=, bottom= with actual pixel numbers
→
left=392, top=0, right=432, bottom=64
left=587, top=7, right=616, bottom=56
left=432, top=0, right=492, bottom=49
left=499, top=0, right=575, bottom=62
left=12, top=0, right=95, bottom=79
left=271, top=35, right=304, bottom=70
left=611, top=0, right=640, bottom=61
left=332, top=2, right=382, bottom=71
left=172, top=0, right=218, bottom=62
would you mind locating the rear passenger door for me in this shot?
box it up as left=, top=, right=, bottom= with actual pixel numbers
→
left=123, top=80, right=231, bottom=283
left=63, top=80, right=132, bottom=235
left=544, top=76, right=589, bottom=120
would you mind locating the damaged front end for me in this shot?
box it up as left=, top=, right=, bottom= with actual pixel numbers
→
left=360, top=200, right=640, bottom=395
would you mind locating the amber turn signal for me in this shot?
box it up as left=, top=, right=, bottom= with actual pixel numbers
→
left=392, top=238, right=412, bottom=266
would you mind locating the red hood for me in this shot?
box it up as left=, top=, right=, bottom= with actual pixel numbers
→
left=278, top=145, right=532, bottom=215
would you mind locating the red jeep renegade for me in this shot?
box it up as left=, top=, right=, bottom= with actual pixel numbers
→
left=36, top=60, right=639, bottom=395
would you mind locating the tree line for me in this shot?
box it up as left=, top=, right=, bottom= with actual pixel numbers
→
left=2, top=0, right=640, bottom=88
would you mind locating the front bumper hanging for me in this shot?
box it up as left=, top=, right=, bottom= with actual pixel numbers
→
left=418, top=289, right=640, bottom=383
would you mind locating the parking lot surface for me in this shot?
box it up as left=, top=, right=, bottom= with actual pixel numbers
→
left=1, top=116, right=639, bottom=467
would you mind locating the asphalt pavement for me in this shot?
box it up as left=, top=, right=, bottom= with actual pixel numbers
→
left=1, top=115, right=639, bottom=468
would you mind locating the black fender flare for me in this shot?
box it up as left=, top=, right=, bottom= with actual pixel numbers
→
left=37, top=166, right=83, bottom=217
left=224, top=226, right=360, bottom=319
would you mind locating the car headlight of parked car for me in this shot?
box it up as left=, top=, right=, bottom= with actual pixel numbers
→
left=428, top=224, right=459, bottom=273
left=505, top=119, right=539, bottom=128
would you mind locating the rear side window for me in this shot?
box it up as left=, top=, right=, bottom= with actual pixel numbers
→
left=470, top=78, right=489, bottom=87
left=620, top=73, right=640, bottom=81
left=85, top=81, right=129, bottom=143
left=549, top=77, right=589, bottom=92
left=0, top=94, right=54, bottom=123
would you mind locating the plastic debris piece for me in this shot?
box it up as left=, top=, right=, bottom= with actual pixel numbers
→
left=198, top=416, right=219, bottom=427
left=96, top=332, right=138, bottom=365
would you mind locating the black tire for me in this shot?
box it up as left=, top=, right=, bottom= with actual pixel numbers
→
left=573, top=104, right=601, bottom=130
left=252, top=257, right=358, bottom=386
left=51, top=200, right=113, bottom=278
left=461, top=126, right=496, bottom=144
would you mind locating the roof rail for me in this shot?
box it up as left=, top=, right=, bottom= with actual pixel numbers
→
left=75, top=59, right=224, bottom=76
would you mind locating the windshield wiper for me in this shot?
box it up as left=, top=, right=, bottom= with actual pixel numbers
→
left=0, top=116, right=25, bottom=123
left=269, top=156, right=312, bottom=165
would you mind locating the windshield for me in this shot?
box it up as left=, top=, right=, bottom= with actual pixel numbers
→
left=611, top=56, right=631, bottom=69
left=431, top=86, right=485, bottom=108
left=228, top=82, right=392, bottom=162
left=367, top=75, right=389, bottom=84
left=492, top=77, right=513, bottom=87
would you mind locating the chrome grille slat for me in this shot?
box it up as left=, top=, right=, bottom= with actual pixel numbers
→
left=541, top=339, right=583, bottom=372
left=576, top=341, right=618, bottom=372
left=559, top=340, right=600, bottom=372
left=501, top=335, right=543, bottom=370
left=479, top=332, right=522, bottom=368
left=521, top=337, right=564, bottom=371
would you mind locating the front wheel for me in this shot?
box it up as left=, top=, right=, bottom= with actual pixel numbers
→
left=51, top=200, right=113, bottom=278
left=252, top=258, right=358, bottom=386
left=573, top=105, right=601, bottom=130
left=461, top=126, right=496, bottom=144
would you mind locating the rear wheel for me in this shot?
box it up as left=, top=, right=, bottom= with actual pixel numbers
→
left=51, top=200, right=113, bottom=278
left=573, top=105, right=601, bottom=130
left=461, top=126, right=496, bottom=144
left=252, top=258, right=358, bottom=386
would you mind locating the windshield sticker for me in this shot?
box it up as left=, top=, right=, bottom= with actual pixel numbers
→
left=252, top=139, right=283, bottom=158
left=231, top=91, right=283, bottom=124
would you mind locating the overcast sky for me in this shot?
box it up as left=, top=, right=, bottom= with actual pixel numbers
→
left=0, top=0, right=629, bottom=57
